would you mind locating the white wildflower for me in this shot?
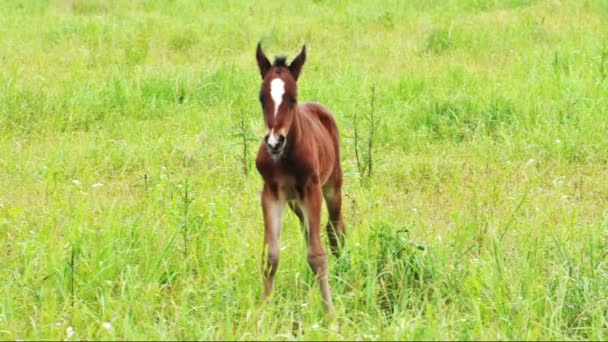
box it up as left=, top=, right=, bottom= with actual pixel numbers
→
left=92, top=182, right=104, bottom=188
left=66, top=326, right=74, bottom=338
left=72, top=179, right=81, bottom=186
left=101, top=321, right=112, bottom=330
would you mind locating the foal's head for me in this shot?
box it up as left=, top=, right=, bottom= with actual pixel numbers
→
left=256, top=43, right=306, bottom=158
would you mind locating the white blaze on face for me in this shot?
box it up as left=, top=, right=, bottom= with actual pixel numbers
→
left=270, top=78, right=285, bottom=117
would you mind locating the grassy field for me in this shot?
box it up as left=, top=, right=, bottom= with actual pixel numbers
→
left=1, top=0, right=608, bottom=340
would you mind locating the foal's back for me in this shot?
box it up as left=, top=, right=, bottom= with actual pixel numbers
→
left=299, top=102, right=340, bottom=152
left=297, top=102, right=341, bottom=182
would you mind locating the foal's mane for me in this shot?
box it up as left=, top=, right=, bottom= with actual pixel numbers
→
left=273, top=56, right=288, bottom=67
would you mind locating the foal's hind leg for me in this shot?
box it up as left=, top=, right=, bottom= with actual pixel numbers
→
left=288, top=201, right=308, bottom=243
left=323, top=180, right=345, bottom=258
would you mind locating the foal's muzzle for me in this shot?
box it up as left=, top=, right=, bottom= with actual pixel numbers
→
left=265, top=133, right=286, bottom=155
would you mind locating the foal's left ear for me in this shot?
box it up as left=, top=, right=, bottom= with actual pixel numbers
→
left=256, top=42, right=271, bottom=79
left=289, top=45, right=306, bottom=81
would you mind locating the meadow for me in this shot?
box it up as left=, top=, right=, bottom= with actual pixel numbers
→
left=1, top=0, right=608, bottom=340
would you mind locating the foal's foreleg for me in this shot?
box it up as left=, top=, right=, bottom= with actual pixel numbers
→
left=301, top=183, right=334, bottom=314
left=261, top=187, right=285, bottom=300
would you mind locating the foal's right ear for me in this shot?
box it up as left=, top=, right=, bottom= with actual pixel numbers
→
left=256, top=43, right=271, bottom=79
left=289, top=45, right=306, bottom=81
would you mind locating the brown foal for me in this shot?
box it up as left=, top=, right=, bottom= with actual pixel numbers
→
left=255, top=43, right=345, bottom=314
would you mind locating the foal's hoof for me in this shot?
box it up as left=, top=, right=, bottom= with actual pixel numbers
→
left=261, top=292, right=275, bottom=308
left=324, top=305, right=336, bottom=320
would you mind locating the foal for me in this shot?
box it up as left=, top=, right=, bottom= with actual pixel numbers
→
left=255, top=43, right=345, bottom=314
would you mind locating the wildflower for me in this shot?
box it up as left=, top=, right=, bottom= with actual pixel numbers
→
left=92, top=182, right=104, bottom=188
left=66, top=326, right=75, bottom=338
left=102, top=322, right=112, bottom=330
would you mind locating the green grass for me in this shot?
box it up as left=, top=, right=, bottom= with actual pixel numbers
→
left=1, top=0, right=608, bottom=340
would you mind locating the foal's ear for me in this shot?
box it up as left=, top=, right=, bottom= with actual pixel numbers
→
left=256, top=42, right=271, bottom=79
left=289, top=45, right=306, bottom=81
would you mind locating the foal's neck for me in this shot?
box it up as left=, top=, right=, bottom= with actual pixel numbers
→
left=287, top=105, right=304, bottom=150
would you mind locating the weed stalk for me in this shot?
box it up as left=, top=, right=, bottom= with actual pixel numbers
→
left=354, top=85, right=378, bottom=182
left=181, top=180, right=191, bottom=258
left=233, top=114, right=257, bottom=177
